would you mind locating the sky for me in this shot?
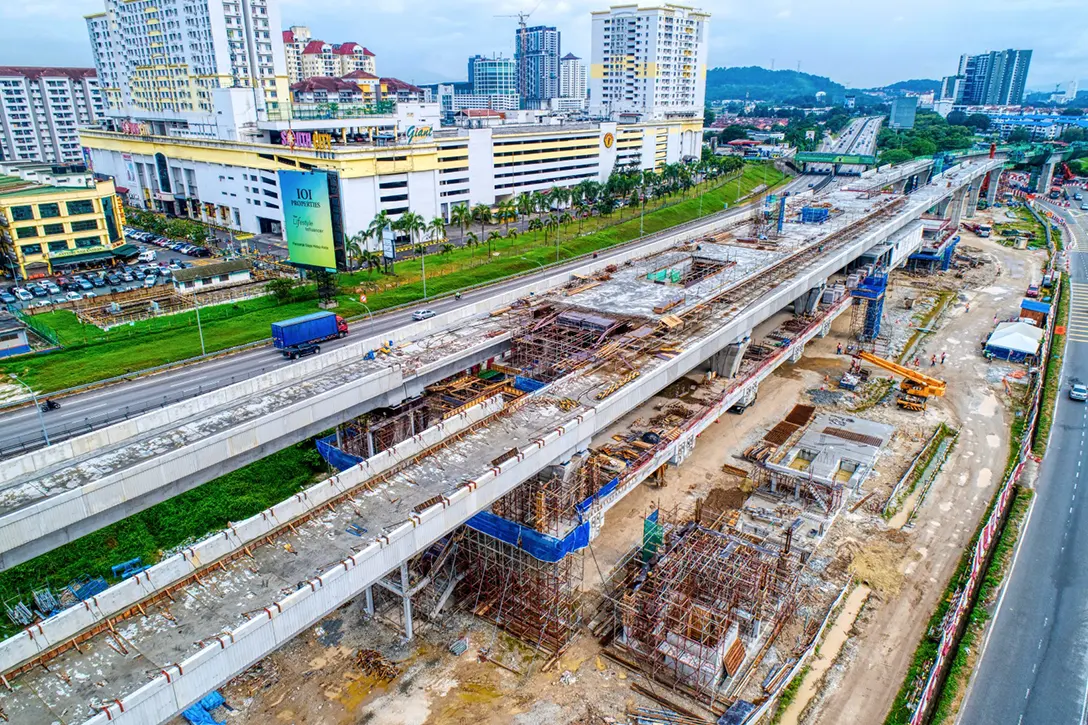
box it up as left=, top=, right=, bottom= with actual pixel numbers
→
left=1, top=0, right=1085, bottom=91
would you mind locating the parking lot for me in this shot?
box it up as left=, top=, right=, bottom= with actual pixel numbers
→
left=1, top=227, right=212, bottom=310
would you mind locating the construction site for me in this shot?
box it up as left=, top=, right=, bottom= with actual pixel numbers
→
left=0, top=156, right=1045, bottom=725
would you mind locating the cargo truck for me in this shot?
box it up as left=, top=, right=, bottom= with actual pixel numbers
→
left=271, top=311, right=348, bottom=351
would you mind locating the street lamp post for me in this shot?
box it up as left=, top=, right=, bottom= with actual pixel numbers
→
left=420, top=243, right=427, bottom=300
left=520, top=256, right=546, bottom=273
left=193, top=294, right=206, bottom=356
left=359, top=303, right=375, bottom=335
left=12, top=373, right=49, bottom=446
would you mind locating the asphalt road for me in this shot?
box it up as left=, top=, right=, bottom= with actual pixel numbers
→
left=959, top=204, right=1088, bottom=725
left=0, top=173, right=816, bottom=456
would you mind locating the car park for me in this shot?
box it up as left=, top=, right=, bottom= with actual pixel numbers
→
left=65, top=291, right=82, bottom=302
left=0, top=291, right=16, bottom=304
left=78, top=279, right=93, bottom=291
left=13, top=288, right=32, bottom=301
left=106, top=273, right=121, bottom=285
left=28, top=285, right=46, bottom=297
left=44, top=282, right=61, bottom=295
left=91, top=276, right=106, bottom=288
left=143, top=276, right=156, bottom=288
left=120, top=272, right=134, bottom=282
left=35, top=299, right=52, bottom=308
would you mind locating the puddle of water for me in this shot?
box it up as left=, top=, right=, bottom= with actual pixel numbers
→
left=778, top=585, right=871, bottom=725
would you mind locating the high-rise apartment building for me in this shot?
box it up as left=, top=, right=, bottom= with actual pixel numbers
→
left=589, top=4, right=710, bottom=121
left=0, top=67, right=104, bottom=163
left=282, top=26, right=376, bottom=84
left=515, top=25, right=560, bottom=106
left=954, top=49, right=1032, bottom=106
left=84, top=0, right=290, bottom=137
left=559, top=53, right=587, bottom=100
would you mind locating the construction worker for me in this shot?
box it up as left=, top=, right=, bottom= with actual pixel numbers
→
left=941, top=352, right=947, bottom=365
left=931, top=354, right=937, bottom=367
left=836, top=342, right=843, bottom=355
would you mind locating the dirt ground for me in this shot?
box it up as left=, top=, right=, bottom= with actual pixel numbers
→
left=212, top=218, right=1043, bottom=725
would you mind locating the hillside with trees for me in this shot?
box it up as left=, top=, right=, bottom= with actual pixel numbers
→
left=882, top=79, right=942, bottom=95
left=706, top=66, right=847, bottom=103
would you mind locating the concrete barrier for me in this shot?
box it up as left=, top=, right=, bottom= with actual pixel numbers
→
left=0, top=396, right=505, bottom=677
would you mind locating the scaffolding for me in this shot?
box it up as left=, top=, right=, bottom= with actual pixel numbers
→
left=457, top=525, right=584, bottom=655
left=602, top=511, right=800, bottom=704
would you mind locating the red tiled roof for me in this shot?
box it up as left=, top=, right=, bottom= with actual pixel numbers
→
left=335, top=42, right=359, bottom=55
left=381, top=77, right=423, bottom=94
left=0, top=66, right=96, bottom=81
left=302, top=40, right=328, bottom=54
left=362, top=47, right=375, bottom=57
left=343, top=70, right=379, bottom=80
left=282, top=30, right=294, bottom=43
left=290, top=77, right=361, bottom=93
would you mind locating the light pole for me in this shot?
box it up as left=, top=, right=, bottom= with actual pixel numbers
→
left=520, top=256, right=545, bottom=273
left=12, top=373, right=49, bottom=446
left=359, top=302, right=375, bottom=335
left=420, top=240, right=427, bottom=300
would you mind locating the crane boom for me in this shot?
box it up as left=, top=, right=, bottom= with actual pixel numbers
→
left=856, top=351, right=947, bottom=397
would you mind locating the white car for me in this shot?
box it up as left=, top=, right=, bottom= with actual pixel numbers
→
left=412, top=309, right=437, bottom=321
left=13, top=288, right=32, bottom=301
left=65, top=291, right=82, bottom=302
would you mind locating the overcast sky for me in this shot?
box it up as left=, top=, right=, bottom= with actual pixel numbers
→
left=2, top=0, right=1084, bottom=91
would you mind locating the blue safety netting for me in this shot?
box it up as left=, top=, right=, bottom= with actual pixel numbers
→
left=182, top=691, right=226, bottom=725
left=514, top=375, right=547, bottom=393
left=575, top=477, right=620, bottom=515
left=465, top=510, right=590, bottom=563
left=316, top=433, right=363, bottom=473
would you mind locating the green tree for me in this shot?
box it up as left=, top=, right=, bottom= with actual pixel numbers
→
left=704, top=108, right=716, bottom=126
left=879, top=148, right=913, bottom=166
left=946, top=110, right=968, bottom=126
left=1061, top=127, right=1086, bottom=143
left=396, top=211, right=427, bottom=252
left=471, top=203, right=492, bottom=241
left=464, top=231, right=479, bottom=258
left=266, top=276, right=297, bottom=303
left=450, top=203, right=471, bottom=242
left=427, top=216, right=447, bottom=245
left=908, top=138, right=937, bottom=157
left=965, top=113, right=991, bottom=131
left=1060, top=107, right=1085, bottom=117
left=1007, top=128, right=1031, bottom=144
left=486, top=230, right=502, bottom=257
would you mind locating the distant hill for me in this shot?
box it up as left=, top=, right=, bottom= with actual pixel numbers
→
left=705, top=66, right=846, bottom=103
left=881, top=79, right=942, bottom=95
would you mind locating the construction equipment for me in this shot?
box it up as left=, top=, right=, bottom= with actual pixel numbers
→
left=855, top=351, right=947, bottom=411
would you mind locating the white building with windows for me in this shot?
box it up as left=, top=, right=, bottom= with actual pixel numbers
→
left=589, top=4, right=710, bottom=122
left=84, top=0, right=289, bottom=138
left=282, top=26, right=376, bottom=85
left=0, top=67, right=103, bottom=164
left=559, top=53, right=588, bottom=101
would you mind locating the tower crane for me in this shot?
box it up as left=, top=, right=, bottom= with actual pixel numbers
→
left=854, top=351, right=947, bottom=411
left=495, top=3, right=541, bottom=97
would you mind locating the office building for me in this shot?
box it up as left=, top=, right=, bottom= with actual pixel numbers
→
left=939, top=75, right=964, bottom=102
left=889, top=97, right=918, bottom=130
left=0, top=161, right=127, bottom=279
left=559, top=53, right=587, bottom=100
left=589, top=4, right=710, bottom=122
left=0, top=66, right=104, bottom=164
left=515, top=25, right=561, bottom=106
left=282, top=26, right=376, bottom=84
left=955, top=49, right=1032, bottom=106
left=84, top=0, right=290, bottom=138
left=470, top=55, right=519, bottom=97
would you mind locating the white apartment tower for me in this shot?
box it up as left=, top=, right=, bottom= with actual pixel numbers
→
left=0, top=67, right=104, bottom=163
left=589, top=4, right=709, bottom=121
left=559, top=53, right=587, bottom=99
left=84, top=0, right=289, bottom=136
left=282, top=26, right=376, bottom=85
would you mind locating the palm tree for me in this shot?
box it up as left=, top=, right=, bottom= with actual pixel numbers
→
left=464, top=231, right=479, bottom=258
left=450, top=203, right=470, bottom=243
left=516, top=193, right=534, bottom=224
left=428, top=216, right=447, bottom=245
left=396, top=211, right=428, bottom=297
left=440, top=242, right=455, bottom=255
left=486, top=230, right=502, bottom=258
left=361, top=250, right=382, bottom=277
left=531, top=191, right=548, bottom=219
left=346, top=230, right=369, bottom=271
left=497, top=199, right=517, bottom=234
left=367, top=211, right=393, bottom=271
left=471, top=203, right=492, bottom=242
left=574, top=202, right=590, bottom=235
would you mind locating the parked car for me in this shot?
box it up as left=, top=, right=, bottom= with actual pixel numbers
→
left=106, top=273, right=121, bottom=285
left=143, top=276, right=157, bottom=288
left=83, top=291, right=97, bottom=299
left=91, top=276, right=106, bottom=288
left=168, top=262, right=182, bottom=271
left=412, top=309, right=437, bottom=321
left=28, top=285, right=46, bottom=297
left=281, top=342, right=321, bottom=360
left=55, top=276, right=69, bottom=287
left=138, top=249, right=157, bottom=263
left=0, top=291, right=16, bottom=304
left=13, top=288, right=32, bottom=301
left=44, top=282, right=61, bottom=295
left=78, top=279, right=93, bottom=291
left=120, top=272, right=134, bottom=283
left=35, top=299, right=52, bottom=308
left=65, top=291, right=82, bottom=302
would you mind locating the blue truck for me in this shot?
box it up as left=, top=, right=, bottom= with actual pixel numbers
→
left=271, top=311, right=348, bottom=352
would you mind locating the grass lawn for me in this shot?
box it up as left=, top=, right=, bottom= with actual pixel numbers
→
left=3, top=163, right=785, bottom=394
left=993, top=206, right=1047, bottom=249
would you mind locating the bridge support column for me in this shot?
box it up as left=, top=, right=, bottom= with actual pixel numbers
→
left=1036, top=161, right=1057, bottom=195
left=816, top=319, right=832, bottom=338
left=709, top=334, right=751, bottom=378
left=794, top=283, right=825, bottom=316
left=965, top=182, right=982, bottom=219
left=986, top=170, right=1001, bottom=206
left=364, top=586, right=374, bottom=616
left=789, top=343, right=806, bottom=363
left=948, top=188, right=967, bottom=229
left=400, top=561, right=414, bottom=640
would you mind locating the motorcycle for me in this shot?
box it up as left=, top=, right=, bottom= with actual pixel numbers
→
left=39, top=399, right=60, bottom=412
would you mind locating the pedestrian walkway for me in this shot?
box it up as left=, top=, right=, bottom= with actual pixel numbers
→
left=1066, top=281, right=1088, bottom=343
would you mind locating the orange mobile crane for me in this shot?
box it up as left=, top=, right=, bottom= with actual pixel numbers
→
left=856, top=351, right=947, bottom=411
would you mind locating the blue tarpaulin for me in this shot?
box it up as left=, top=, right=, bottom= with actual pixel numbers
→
left=182, top=691, right=226, bottom=725
left=316, top=433, right=364, bottom=473
left=465, top=510, right=590, bottom=563
left=514, top=375, right=547, bottom=393
left=575, top=477, right=620, bottom=515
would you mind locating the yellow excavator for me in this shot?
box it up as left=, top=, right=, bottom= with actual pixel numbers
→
left=855, top=351, right=947, bottom=411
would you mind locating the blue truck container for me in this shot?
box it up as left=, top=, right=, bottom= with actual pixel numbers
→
left=271, top=311, right=347, bottom=349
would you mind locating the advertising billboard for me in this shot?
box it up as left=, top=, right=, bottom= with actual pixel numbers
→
left=279, top=170, right=337, bottom=270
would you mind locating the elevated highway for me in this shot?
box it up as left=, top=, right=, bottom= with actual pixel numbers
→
left=0, top=157, right=1004, bottom=725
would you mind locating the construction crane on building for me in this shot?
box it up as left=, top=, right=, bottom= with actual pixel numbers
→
left=495, top=2, right=541, bottom=97
left=854, top=351, right=947, bottom=411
